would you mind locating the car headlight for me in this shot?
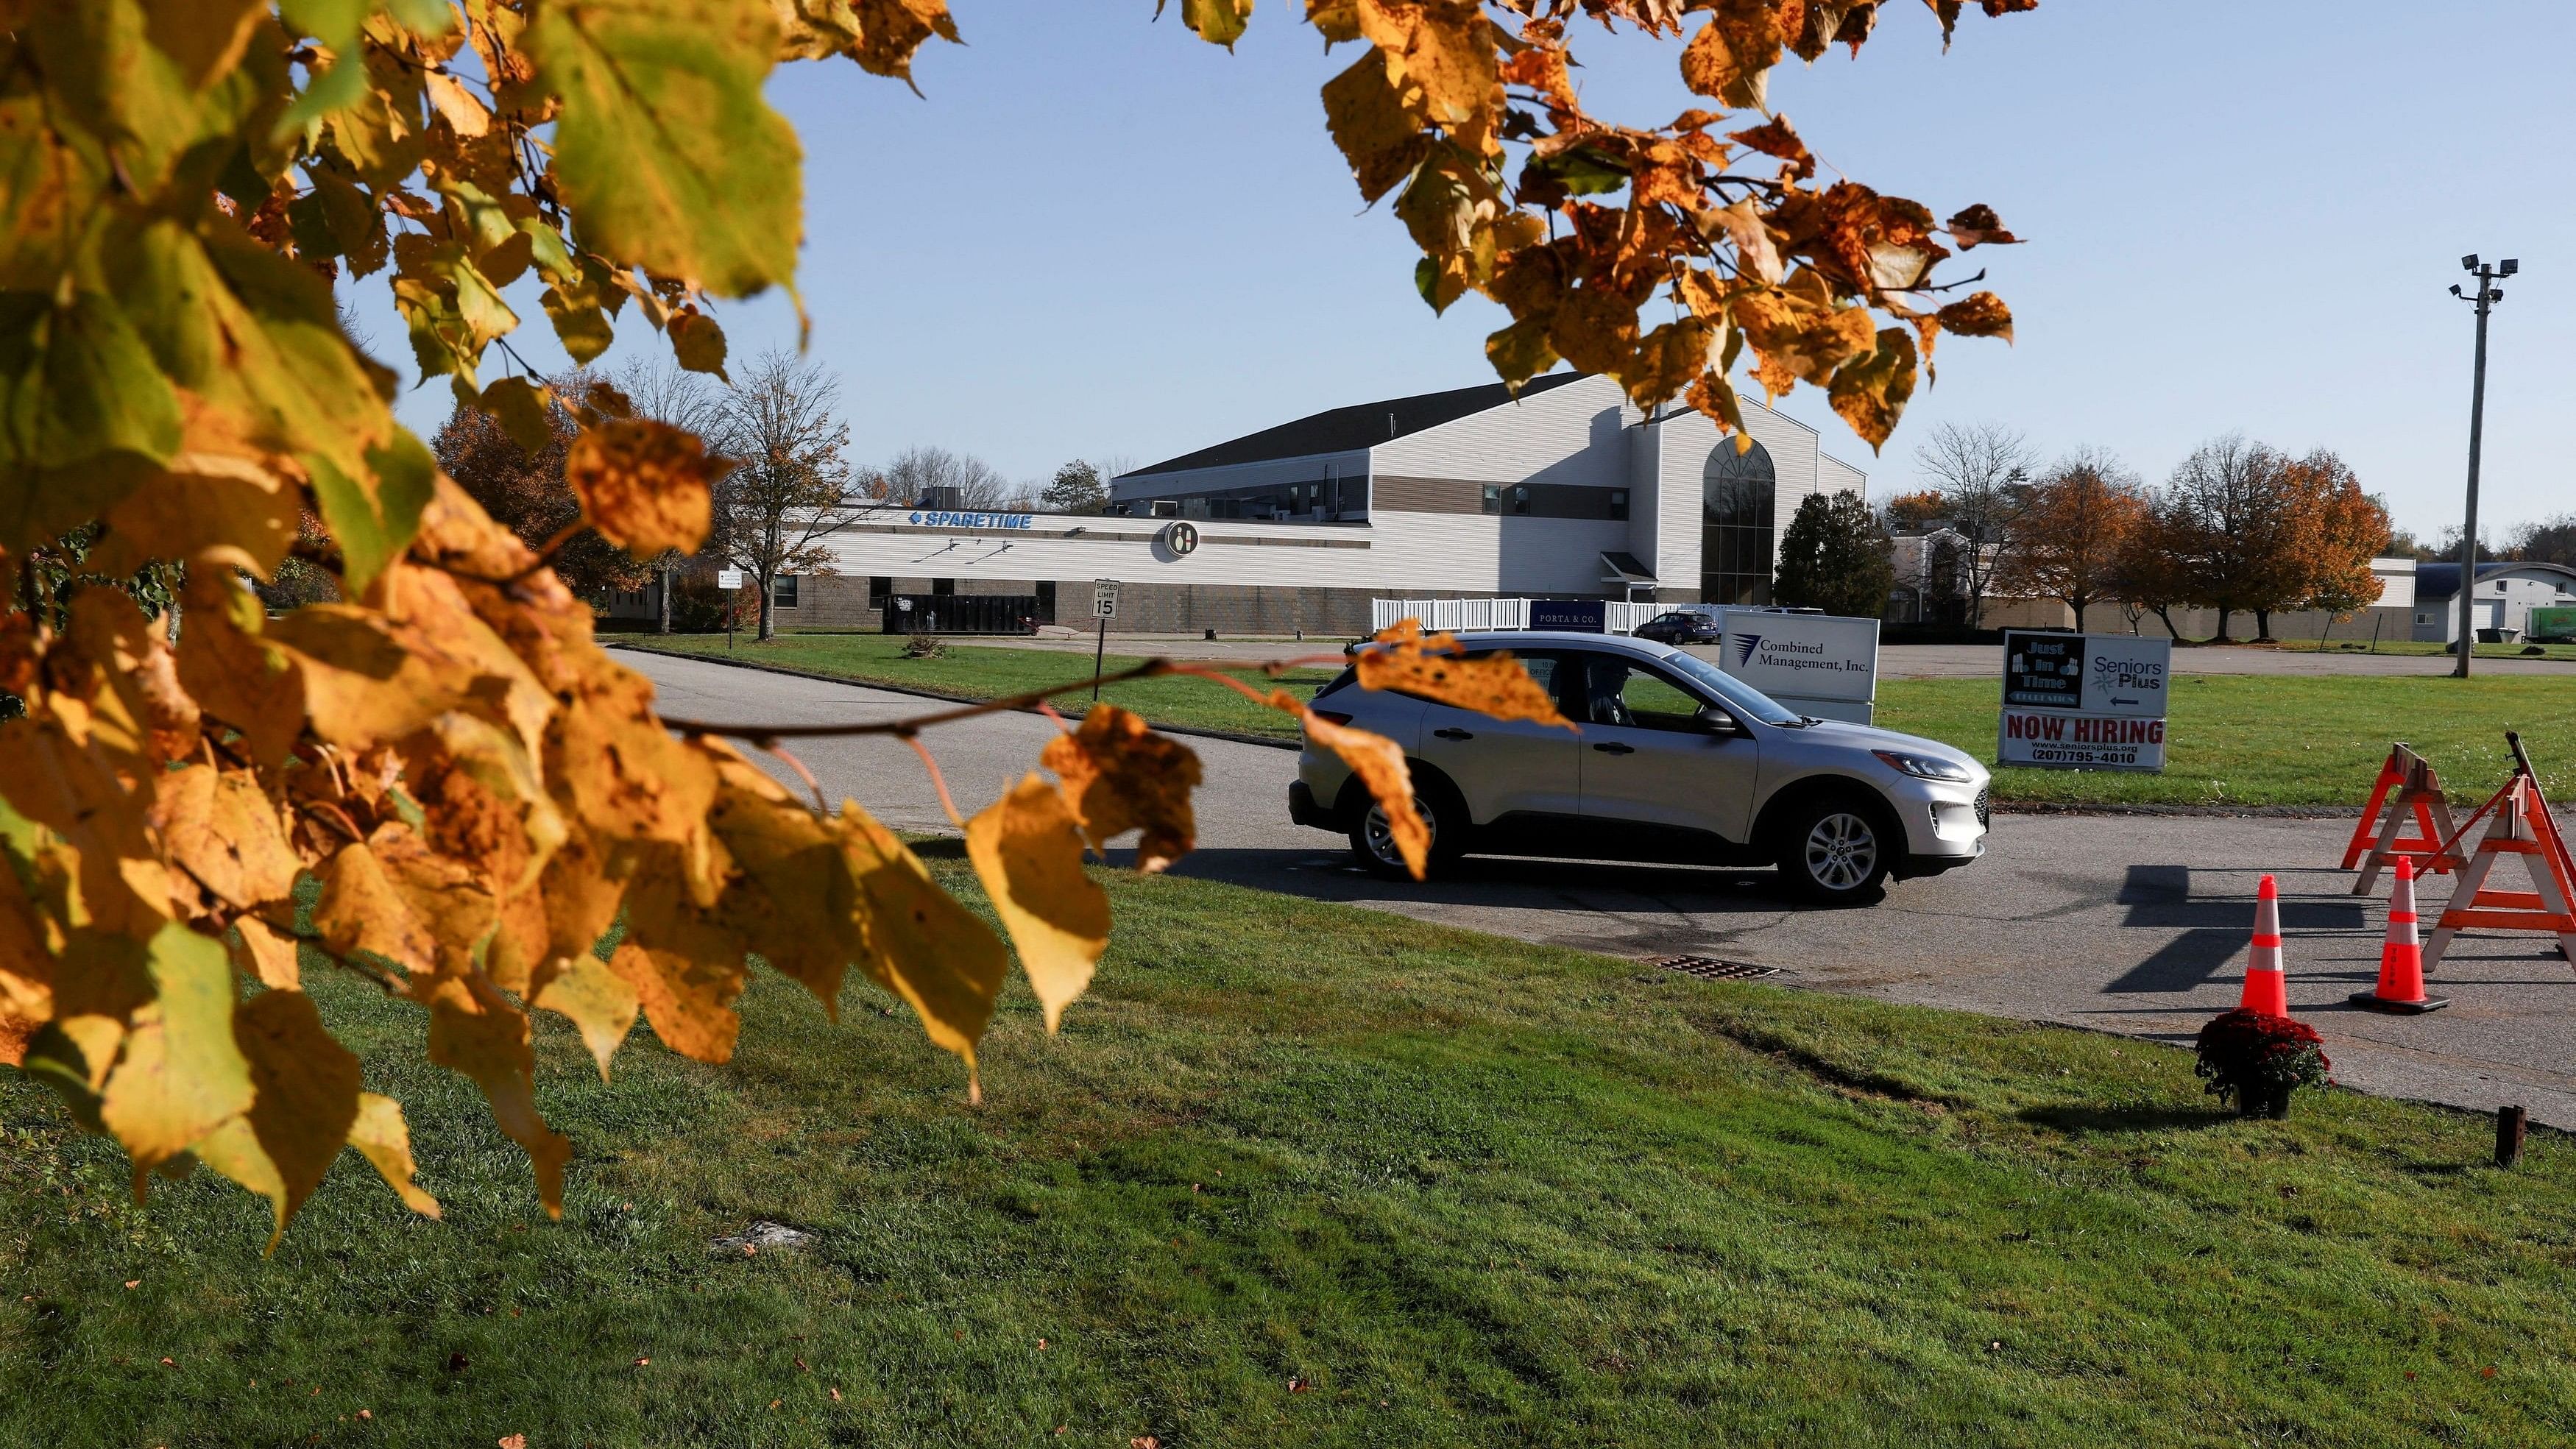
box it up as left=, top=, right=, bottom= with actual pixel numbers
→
left=1872, top=749, right=1975, bottom=783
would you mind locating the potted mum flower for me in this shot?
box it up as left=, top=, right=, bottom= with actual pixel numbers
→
left=2194, top=1009, right=2331, bottom=1119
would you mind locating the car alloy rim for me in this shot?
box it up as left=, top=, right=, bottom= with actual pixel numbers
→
left=1803, top=812, right=1878, bottom=890
left=1365, top=797, right=1434, bottom=864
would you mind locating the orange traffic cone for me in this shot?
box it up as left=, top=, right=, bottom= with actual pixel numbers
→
left=2351, top=858, right=2449, bottom=1014
left=2239, top=873, right=2290, bottom=1016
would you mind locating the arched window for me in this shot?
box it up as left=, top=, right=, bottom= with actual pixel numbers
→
left=1702, top=439, right=1777, bottom=606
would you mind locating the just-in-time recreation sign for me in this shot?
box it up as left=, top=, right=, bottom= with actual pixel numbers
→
left=1997, top=630, right=2173, bottom=772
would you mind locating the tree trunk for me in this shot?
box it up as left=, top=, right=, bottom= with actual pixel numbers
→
left=2070, top=597, right=2087, bottom=632
left=2210, top=607, right=2233, bottom=644
left=2254, top=608, right=2274, bottom=642
left=657, top=566, right=672, bottom=634
left=2151, top=605, right=2183, bottom=640
left=754, top=575, right=774, bottom=641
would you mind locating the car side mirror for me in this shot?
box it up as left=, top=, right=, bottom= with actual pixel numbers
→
left=1695, top=705, right=1739, bottom=736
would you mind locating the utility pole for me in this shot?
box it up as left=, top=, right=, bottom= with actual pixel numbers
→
left=2448, top=254, right=2516, bottom=679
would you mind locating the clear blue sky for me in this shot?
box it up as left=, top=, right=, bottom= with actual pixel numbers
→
left=368, top=1, right=2575, bottom=541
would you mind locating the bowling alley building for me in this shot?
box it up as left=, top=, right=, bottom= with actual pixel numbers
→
left=648, top=371, right=1869, bottom=635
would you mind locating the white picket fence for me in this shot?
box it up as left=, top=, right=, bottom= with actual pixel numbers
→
left=1369, top=598, right=1665, bottom=635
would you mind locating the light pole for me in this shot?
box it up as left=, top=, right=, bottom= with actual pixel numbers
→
left=2447, top=254, right=2515, bottom=679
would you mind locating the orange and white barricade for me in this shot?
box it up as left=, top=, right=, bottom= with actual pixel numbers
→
left=2343, top=743, right=2465, bottom=895
left=2421, top=734, right=2576, bottom=974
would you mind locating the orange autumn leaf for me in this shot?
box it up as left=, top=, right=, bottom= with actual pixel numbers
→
left=1040, top=704, right=1203, bottom=873
left=1353, top=620, right=1574, bottom=730
left=564, top=418, right=724, bottom=559
left=1260, top=690, right=1431, bottom=881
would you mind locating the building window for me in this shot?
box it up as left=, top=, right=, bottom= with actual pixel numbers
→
left=1700, top=439, right=1777, bottom=606
left=1608, top=489, right=1629, bottom=521
left=932, top=578, right=955, bottom=597
left=868, top=575, right=892, bottom=608
left=770, top=575, right=799, bottom=609
left=1511, top=485, right=1531, bottom=516
left=1482, top=483, right=1501, bottom=515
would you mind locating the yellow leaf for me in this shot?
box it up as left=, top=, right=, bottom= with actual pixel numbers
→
left=831, top=801, right=1005, bottom=1073
left=346, top=1091, right=441, bottom=1218
left=965, top=773, right=1108, bottom=1033
left=1038, top=705, right=1201, bottom=873
left=153, top=765, right=300, bottom=912
left=608, top=927, right=746, bottom=1065
left=192, top=988, right=363, bottom=1247
left=1353, top=0, right=1496, bottom=136
left=314, top=840, right=437, bottom=978
left=1321, top=46, right=1426, bottom=205
left=700, top=743, right=859, bottom=1013
left=97, top=924, right=252, bottom=1195
left=0, top=696, right=174, bottom=936
left=422, top=68, right=491, bottom=136
left=564, top=418, right=720, bottom=559
left=227, top=914, right=302, bottom=991
left=418, top=970, right=570, bottom=1216
left=1297, top=704, right=1428, bottom=879
left=1354, top=620, right=1572, bottom=729
left=529, top=951, right=640, bottom=1082
left=174, top=570, right=306, bottom=768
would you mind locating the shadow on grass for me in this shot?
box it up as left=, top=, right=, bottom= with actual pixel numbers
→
left=2017, top=1102, right=2229, bottom=1134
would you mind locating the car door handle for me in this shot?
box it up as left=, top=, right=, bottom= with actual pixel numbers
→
left=1432, top=727, right=1474, bottom=740
left=1592, top=742, right=1635, bottom=755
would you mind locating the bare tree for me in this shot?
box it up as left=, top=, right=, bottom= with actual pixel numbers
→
left=885, top=444, right=1018, bottom=510
left=615, top=360, right=729, bottom=631
left=2162, top=433, right=2295, bottom=642
left=709, top=351, right=857, bottom=642
left=1910, top=421, right=2035, bottom=627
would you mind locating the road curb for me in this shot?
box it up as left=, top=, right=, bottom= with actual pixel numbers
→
left=605, top=641, right=1303, bottom=753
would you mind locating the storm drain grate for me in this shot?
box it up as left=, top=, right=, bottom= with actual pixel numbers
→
left=1650, top=955, right=1782, bottom=981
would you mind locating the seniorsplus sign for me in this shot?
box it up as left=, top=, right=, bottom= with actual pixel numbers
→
left=1997, top=631, right=2173, bottom=772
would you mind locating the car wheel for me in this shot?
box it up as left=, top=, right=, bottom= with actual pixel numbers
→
left=1772, top=793, right=1894, bottom=906
left=1348, top=784, right=1457, bottom=881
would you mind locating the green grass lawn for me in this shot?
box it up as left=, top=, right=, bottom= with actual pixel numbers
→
left=6, top=862, right=2573, bottom=1447
left=1875, top=675, right=2576, bottom=808
left=623, top=631, right=1338, bottom=739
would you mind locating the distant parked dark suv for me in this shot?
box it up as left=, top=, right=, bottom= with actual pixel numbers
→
left=1630, top=607, right=1724, bottom=645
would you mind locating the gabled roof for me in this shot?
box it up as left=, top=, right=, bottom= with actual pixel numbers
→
left=2413, top=560, right=2576, bottom=601
left=1122, top=372, right=1593, bottom=478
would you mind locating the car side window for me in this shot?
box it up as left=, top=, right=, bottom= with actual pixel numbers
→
left=1577, top=655, right=1716, bottom=732
left=1410, top=650, right=1574, bottom=718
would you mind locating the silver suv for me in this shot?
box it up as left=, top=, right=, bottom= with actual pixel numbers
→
left=1287, top=630, right=1990, bottom=905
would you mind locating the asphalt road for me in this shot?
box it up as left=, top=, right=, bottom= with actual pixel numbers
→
left=626, top=648, right=2576, bottom=1128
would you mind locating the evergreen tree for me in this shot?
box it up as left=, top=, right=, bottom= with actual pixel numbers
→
left=1773, top=490, right=1897, bottom=619
left=1040, top=460, right=1111, bottom=514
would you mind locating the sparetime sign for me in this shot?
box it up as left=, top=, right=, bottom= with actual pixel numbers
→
left=908, top=510, right=1036, bottom=530
left=1997, top=630, right=2173, bottom=772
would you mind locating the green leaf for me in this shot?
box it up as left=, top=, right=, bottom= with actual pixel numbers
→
left=480, top=375, right=556, bottom=453
left=541, top=283, right=616, bottom=364
left=668, top=308, right=726, bottom=379
left=276, top=0, right=372, bottom=132
left=0, top=89, right=110, bottom=291
left=0, top=289, right=183, bottom=553
left=98, top=923, right=255, bottom=1197
left=523, top=0, right=802, bottom=299
left=311, top=427, right=436, bottom=594
left=108, top=216, right=397, bottom=492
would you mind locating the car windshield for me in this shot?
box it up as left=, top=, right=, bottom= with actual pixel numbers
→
left=1657, top=648, right=1805, bottom=726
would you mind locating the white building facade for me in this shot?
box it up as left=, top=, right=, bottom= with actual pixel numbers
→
left=715, top=372, right=1866, bottom=635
